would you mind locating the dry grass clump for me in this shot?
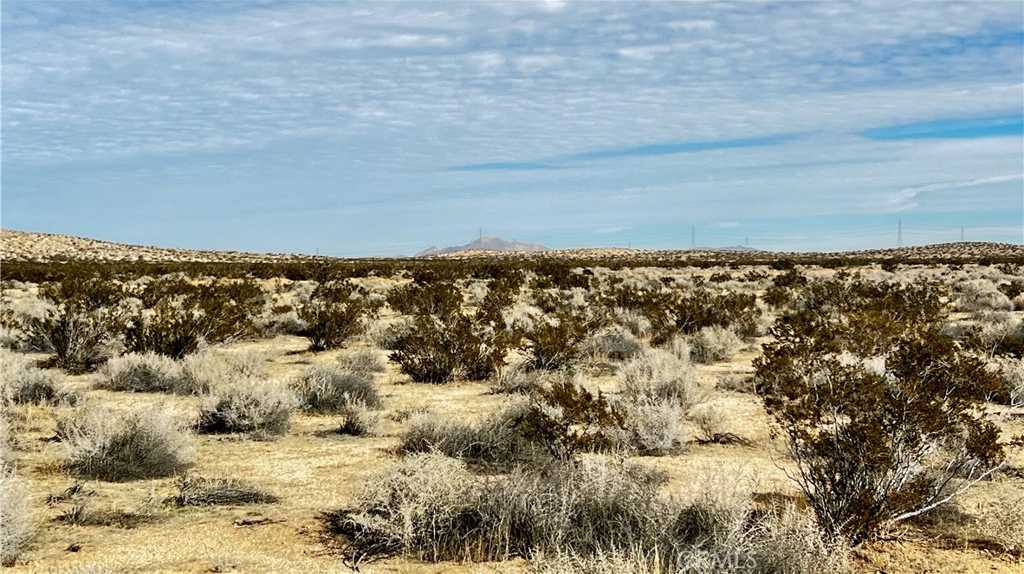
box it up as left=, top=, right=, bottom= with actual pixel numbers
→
left=0, top=464, right=32, bottom=566
left=58, top=404, right=195, bottom=481
left=971, top=495, right=1024, bottom=553
left=291, top=364, right=381, bottom=413
left=337, top=348, right=387, bottom=375
left=1, top=350, right=76, bottom=406
left=688, top=325, right=744, bottom=364
left=177, top=350, right=265, bottom=395
left=166, top=474, right=279, bottom=507
left=55, top=498, right=161, bottom=529
left=619, top=348, right=704, bottom=409
left=326, top=454, right=847, bottom=572
left=197, top=378, right=296, bottom=438
left=97, top=352, right=181, bottom=393
left=397, top=403, right=543, bottom=466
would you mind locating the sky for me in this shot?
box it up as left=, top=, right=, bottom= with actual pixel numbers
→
left=2, top=0, right=1023, bottom=256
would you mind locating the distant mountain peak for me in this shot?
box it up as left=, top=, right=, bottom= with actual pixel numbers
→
left=416, top=236, right=547, bottom=257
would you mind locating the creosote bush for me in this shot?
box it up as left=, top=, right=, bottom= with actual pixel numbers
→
left=24, top=304, right=113, bottom=373
left=58, top=404, right=195, bottom=481
left=337, top=401, right=380, bottom=436
left=757, top=321, right=1004, bottom=545
left=298, top=281, right=378, bottom=352
left=522, top=296, right=604, bottom=371
left=292, top=364, right=381, bottom=413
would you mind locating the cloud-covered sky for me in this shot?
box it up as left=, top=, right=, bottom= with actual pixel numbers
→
left=2, top=0, right=1022, bottom=255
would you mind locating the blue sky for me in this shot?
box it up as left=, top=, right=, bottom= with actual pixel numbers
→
left=2, top=1, right=1022, bottom=256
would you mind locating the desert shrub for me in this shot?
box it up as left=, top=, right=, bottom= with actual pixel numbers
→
left=689, top=325, right=744, bottom=364
left=337, top=401, right=381, bottom=436
left=337, top=348, right=386, bottom=375
left=991, top=358, right=1024, bottom=407
left=582, top=325, right=643, bottom=362
left=166, top=474, right=279, bottom=507
left=522, top=298, right=605, bottom=370
left=517, top=376, right=625, bottom=460
left=644, top=287, right=760, bottom=345
left=0, top=465, right=32, bottom=566
left=389, top=280, right=512, bottom=383
left=619, top=348, right=704, bottom=409
left=615, top=398, right=687, bottom=455
left=197, top=379, right=296, bottom=438
left=124, top=299, right=211, bottom=359
left=292, top=364, right=381, bottom=413
left=489, top=361, right=543, bottom=395
left=1, top=350, right=75, bottom=406
left=690, top=404, right=751, bottom=446
left=398, top=402, right=544, bottom=466
left=23, top=304, right=112, bottom=373
left=327, top=454, right=845, bottom=571
left=756, top=324, right=1004, bottom=544
left=97, top=352, right=181, bottom=393
left=0, top=417, right=11, bottom=468
left=58, top=404, right=195, bottom=481
left=955, top=279, right=1014, bottom=312
left=298, top=281, right=378, bottom=352
left=177, top=350, right=265, bottom=395
left=366, top=317, right=413, bottom=350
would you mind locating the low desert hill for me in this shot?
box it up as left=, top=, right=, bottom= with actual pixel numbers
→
left=416, top=236, right=548, bottom=257
left=2, top=228, right=1022, bottom=264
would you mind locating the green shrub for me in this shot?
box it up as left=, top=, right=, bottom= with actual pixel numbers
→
left=756, top=324, right=1004, bottom=545
left=24, top=304, right=112, bottom=373
left=298, top=281, right=377, bottom=352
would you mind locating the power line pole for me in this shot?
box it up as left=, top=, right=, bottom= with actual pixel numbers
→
left=960, top=226, right=965, bottom=242
left=897, top=218, right=903, bottom=247
left=690, top=224, right=696, bottom=250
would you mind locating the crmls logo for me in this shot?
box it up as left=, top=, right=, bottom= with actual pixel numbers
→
left=676, top=550, right=758, bottom=572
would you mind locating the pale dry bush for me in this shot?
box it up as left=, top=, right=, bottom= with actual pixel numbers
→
left=615, top=398, right=688, bottom=455
left=0, top=349, right=75, bottom=406
left=291, top=364, right=381, bottom=412
left=665, top=335, right=692, bottom=362
left=98, top=352, right=181, bottom=393
left=337, top=348, right=387, bottom=375
left=490, top=360, right=543, bottom=395
left=331, top=454, right=846, bottom=571
left=503, top=301, right=544, bottom=333
left=366, top=316, right=413, bottom=350
left=337, top=400, right=380, bottom=436
left=398, top=401, right=543, bottom=465
left=0, top=464, right=32, bottom=566
left=612, top=307, right=652, bottom=339
left=619, top=348, right=705, bottom=410
left=583, top=325, right=644, bottom=362
left=991, top=358, right=1024, bottom=407
left=59, top=403, right=195, bottom=481
left=689, top=325, right=745, bottom=364
left=955, top=279, right=1014, bottom=312
left=0, top=416, right=11, bottom=468
left=197, top=378, right=297, bottom=438
left=178, top=350, right=265, bottom=395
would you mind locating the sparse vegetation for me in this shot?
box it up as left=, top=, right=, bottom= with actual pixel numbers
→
left=0, top=465, right=32, bottom=566
left=166, top=475, right=279, bottom=506
left=197, top=379, right=296, bottom=438
left=292, top=364, right=381, bottom=413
